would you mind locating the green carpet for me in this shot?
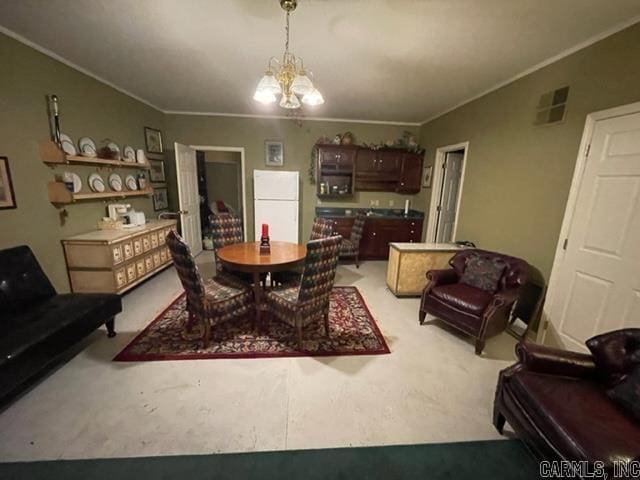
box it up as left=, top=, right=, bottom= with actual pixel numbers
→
left=0, top=440, right=538, bottom=480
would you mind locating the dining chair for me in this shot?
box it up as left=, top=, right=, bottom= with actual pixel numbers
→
left=264, top=235, right=342, bottom=349
left=339, top=213, right=366, bottom=268
left=166, top=230, right=254, bottom=347
left=210, top=212, right=255, bottom=285
left=271, top=217, right=334, bottom=286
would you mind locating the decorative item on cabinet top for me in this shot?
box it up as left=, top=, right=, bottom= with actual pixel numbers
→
left=62, top=219, right=176, bottom=294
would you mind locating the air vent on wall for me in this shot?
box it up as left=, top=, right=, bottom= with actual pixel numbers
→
left=534, top=85, right=569, bottom=126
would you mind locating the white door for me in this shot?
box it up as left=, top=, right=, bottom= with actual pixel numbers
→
left=435, top=152, right=463, bottom=243
left=174, top=143, right=203, bottom=256
left=544, top=111, right=640, bottom=351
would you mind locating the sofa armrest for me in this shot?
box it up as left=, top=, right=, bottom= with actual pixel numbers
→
left=425, top=268, right=458, bottom=286
left=515, top=341, right=597, bottom=378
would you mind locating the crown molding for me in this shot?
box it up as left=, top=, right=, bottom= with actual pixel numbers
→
left=163, top=110, right=421, bottom=126
left=419, top=15, right=640, bottom=126
left=0, top=26, right=165, bottom=113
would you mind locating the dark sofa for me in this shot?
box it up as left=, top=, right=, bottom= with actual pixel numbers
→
left=0, top=245, right=121, bottom=405
left=494, top=332, right=640, bottom=476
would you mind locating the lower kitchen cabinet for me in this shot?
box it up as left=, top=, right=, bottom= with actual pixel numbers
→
left=323, top=216, right=423, bottom=260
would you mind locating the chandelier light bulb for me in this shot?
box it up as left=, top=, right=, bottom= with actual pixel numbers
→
left=253, top=89, right=277, bottom=104
left=291, top=72, right=314, bottom=96
left=256, top=71, right=282, bottom=95
left=302, top=88, right=324, bottom=106
left=279, top=93, right=301, bottom=109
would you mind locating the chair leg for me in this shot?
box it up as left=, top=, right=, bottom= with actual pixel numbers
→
left=323, top=312, right=330, bottom=338
left=475, top=338, right=485, bottom=355
left=202, top=320, right=212, bottom=349
left=297, top=322, right=303, bottom=350
left=355, top=253, right=359, bottom=268
left=418, top=310, right=426, bottom=325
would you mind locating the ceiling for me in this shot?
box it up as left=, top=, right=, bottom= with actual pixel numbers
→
left=1, top=0, right=639, bottom=124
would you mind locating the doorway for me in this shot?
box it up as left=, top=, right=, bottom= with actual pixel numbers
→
left=174, top=145, right=248, bottom=255
left=197, top=150, right=243, bottom=245
left=540, top=101, right=640, bottom=351
left=425, top=142, right=469, bottom=243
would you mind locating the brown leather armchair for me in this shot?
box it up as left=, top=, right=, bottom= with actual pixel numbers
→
left=494, top=332, right=640, bottom=477
left=419, top=249, right=528, bottom=354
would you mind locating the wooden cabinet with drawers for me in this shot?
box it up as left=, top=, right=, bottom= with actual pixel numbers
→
left=323, top=215, right=423, bottom=260
left=62, top=219, right=177, bottom=294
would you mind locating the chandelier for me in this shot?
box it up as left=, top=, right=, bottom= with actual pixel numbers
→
left=253, top=0, right=324, bottom=109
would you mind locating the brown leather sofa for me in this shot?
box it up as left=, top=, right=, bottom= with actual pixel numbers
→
left=494, top=332, right=640, bottom=476
left=419, top=249, right=528, bottom=354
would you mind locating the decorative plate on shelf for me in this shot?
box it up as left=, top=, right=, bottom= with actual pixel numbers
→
left=107, top=142, right=121, bottom=160
left=122, top=145, right=135, bottom=162
left=79, top=137, right=97, bottom=157
left=60, top=133, right=77, bottom=156
left=125, top=174, right=138, bottom=191
left=65, top=172, right=82, bottom=193
left=109, top=173, right=123, bottom=192
left=88, top=173, right=105, bottom=192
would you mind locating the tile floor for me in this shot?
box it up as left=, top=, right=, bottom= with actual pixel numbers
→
left=0, top=257, right=518, bottom=461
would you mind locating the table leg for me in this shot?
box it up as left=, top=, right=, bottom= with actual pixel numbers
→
left=252, top=271, right=263, bottom=331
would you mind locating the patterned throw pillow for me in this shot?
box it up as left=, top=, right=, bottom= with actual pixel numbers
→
left=459, top=254, right=507, bottom=293
left=607, top=366, right=640, bottom=423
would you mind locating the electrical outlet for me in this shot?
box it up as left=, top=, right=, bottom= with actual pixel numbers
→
left=389, top=200, right=395, bottom=207
left=374, top=200, right=380, bottom=206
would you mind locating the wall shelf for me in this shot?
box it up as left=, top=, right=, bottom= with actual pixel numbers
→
left=48, top=181, right=153, bottom=205
left=39, top=140, right=151, bottom=169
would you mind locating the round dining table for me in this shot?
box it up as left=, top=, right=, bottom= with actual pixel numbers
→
left=217, top=241, right=306, bottom=325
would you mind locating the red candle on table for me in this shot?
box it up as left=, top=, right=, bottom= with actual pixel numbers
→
left=262, top=223, right=268, bottom=237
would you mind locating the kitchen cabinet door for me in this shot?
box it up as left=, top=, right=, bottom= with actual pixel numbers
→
left=397, top=153, right=423, bottom=194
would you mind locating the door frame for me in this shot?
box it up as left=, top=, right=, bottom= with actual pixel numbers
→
left=539, top=100, right=640, bottom=343
left=425, top=141, right=469, bottom=243
left=190, top=145, right=248, bottom=241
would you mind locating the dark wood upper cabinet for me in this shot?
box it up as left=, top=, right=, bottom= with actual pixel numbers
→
left=316, top=145, right=358, bottom=198
left=354, top=148, right=421, bottom=193
left=316, top=145, right=424, bottom=196
left=396, top=153, right=423, bottom=194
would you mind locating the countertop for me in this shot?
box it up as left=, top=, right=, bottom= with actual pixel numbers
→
left=315, top=207, right=425, bottom=219
left=389, top=242, right=467, bottom=252
left=63, top=219, right=176, bottom=243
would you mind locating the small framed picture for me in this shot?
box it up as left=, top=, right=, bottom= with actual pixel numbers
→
left=422, top=165, right=433, bottom=188
left=265, top=140, right=284, bottom=167
left=0, top=157, right=17, bottom=210
left=152, top=187, right=169, bottom=211
left=144, top=127, right=164, bottom=154
left=149, top=159, right=166, bottom=183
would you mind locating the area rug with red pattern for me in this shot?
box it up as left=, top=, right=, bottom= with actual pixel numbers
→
left=114, top=286, right=390, bottom=361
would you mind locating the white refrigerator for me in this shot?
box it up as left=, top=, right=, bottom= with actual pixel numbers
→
left=253, top=170, right=299, bottom=242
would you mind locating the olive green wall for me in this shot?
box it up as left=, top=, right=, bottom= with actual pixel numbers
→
left=164, top=116, right=422, bottom=240
left=417, top=23, right=640, bottom=282
left=0, top=33, right=164, bottom=292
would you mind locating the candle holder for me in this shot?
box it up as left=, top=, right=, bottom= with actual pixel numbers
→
left=260, top=235, right=271, bottom=255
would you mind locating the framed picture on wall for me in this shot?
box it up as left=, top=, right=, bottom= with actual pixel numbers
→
left=149, top=159, right=166, bottom=183
left=152, top=187, right=169, bottom=211
left=0, top=157, right=17, bottom=210
left=144, top=127, right=164, bottom=154
left=422, top=165, right=433, bottom=188
left=265, top=140, right=284, bottom=167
